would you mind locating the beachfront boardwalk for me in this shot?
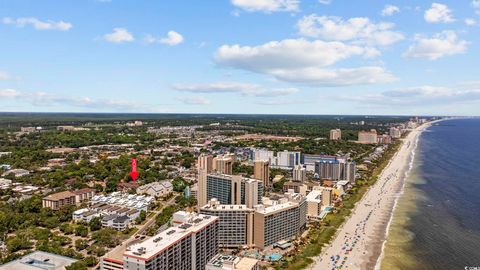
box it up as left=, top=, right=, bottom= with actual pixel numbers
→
left=310, top=124, right=429, bottom=270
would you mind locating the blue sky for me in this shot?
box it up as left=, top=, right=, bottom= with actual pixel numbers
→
left=0, top=0, right=479, bottom=116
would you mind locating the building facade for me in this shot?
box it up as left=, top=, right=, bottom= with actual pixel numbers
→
left=253, top=160, right=270, bottom=188
left=122, top=213, right=218, bottom=270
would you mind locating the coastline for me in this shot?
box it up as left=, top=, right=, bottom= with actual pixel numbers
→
left=309, top=121, right=437, bottom=270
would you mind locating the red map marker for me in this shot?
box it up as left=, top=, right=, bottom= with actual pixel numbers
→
left=130, top=158, right=139, bottom=181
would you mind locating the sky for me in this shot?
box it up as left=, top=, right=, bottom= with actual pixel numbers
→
left=0, top=0, right=479, bottom=116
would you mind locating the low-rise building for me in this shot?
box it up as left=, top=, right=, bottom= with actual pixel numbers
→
left=42, top=188, right=94, bottom=210
left=206, top=254, right=260, bottom=270
left=0, top=251, right=77, bottom=270
left=136, top=181, right=173, bottom=197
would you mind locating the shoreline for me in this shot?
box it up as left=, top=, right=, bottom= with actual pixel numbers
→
left=309, top=121, right=437, bottom=270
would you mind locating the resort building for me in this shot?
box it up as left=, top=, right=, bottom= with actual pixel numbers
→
left=253, top=192, right=307, bottom=249
left=314, top=160, right=356, bottom=184
left=122, top=212, right=219, bottom=270
left=197, top=173, right=263, bottom=208
left=389, top=127, right=402, bottom=139
left=200, top=198, right=254, bottom=248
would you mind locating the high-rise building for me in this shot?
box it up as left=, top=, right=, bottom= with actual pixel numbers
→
left=301, top=154, right=338, bottom=171
left=389, top=127, right=402, bottom=139
left=329, top=129, right=342, bottom=140
left=275, top=151, right=301, bottom=169
left=122, top=212, right=218, bottom=270
left=213, top=155, right=234, bottom=175
left=200, top=199, right=254, bottom=248
left=253, top=160, right=270, bottom=187
left=358, top=129, right=378, bottom=144
left=198, top=154, right=214, bottom=173
left=252, top=192, right=307, bottom=249
left=314, top=160, right=356, bottom=184
left=292, top=165, right=307, bottom=182
left=197, top=173, right=263, bottom=208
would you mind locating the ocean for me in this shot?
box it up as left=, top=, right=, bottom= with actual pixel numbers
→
left=381, top=118, right=480, bottom=270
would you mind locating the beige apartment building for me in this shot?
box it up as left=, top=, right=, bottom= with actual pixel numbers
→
left=253, top=160, right=270, bottom=187
left=329, top=129, right=342, bottom=140
left=358, top=129, right=378, bottom=144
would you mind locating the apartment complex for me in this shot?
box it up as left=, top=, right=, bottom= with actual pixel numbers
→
left=42, top=188, right=94, bottom=210
left=253, top=160, right=270, bottom=188
left=292, top=165, right=307, bottom=182
left=200, top=199, right=254, bottom=248
left=197, top=173, right=263, bottom=208
left=329, top=129, right=342, bottom=140
left=122, top=212, right=219, bottom=270
left=358, top=129, right=378, bottom=144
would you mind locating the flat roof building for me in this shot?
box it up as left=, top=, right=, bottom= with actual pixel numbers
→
left=206, top=254, right=260, bottom=270
left=123, top=212, right=219, bottom=270
left=0, top=251, right=77, bottom=270
left=197, top=173, right=263, bottom=208
left=200, top=199, right=254, bottom=248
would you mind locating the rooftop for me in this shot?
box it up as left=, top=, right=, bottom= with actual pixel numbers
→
left=0, top=251, right=77, bottom=270
left=124, top=213, right=218, bottom=261
left=43, top=191, right=75, bottom=201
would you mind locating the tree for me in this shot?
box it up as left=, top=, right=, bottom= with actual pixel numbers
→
left=75, top=225, right=88, bottom=237
left=89, top=217, right=102, bottom=231
left=65, top=261, right=87, bottom=270
left=172, top=176, right=187, bottom=192
left=75, top=239, right=88, bottom=251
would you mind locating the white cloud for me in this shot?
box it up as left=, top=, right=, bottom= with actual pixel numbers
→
left=145, top=31, right=184, bottom=46
left=472, top=0, right=480, bottom=14
left=424, top=3, right=454, bottom=23
left=297, top=15, right=404, bottom=46
left=318, top=0, right=332, bottom=4
left=104, top=28, right=134, bottom=43
left=403, top=31, right=467, bottom=60
left=268, top=66, right=396, bottom=86
left=231, top=0, right=299, bottom=13
left=172, top=82, right=299, bottom=97
left=0, top=88, right=164, bottom=112
left=214, top=38, right=396, bottom=86
left=465, top=18, right=477, bottom=26
left=2, top=17, right=72, bottom=31
left=0, top=71, right=11, bottom=80
left=340, top=84, right=480, bottom=106
left=381, top=5, right=400, bottom=16
left=177, top=96, right=210, bottom=105
left=215, top=39, right=372, bottom=71
left=0, top=89, right=22, bottom=98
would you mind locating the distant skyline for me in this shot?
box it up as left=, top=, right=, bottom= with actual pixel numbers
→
left=0, top=0, right=479, bottom=116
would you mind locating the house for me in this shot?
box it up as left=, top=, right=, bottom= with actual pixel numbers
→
left=136, top=181, right=173, bottom=197
left=112, top=215, right=130, bottom=231
left=1, top=169, right=29, bottom=178
left=117, top=182, right=138, bottom=192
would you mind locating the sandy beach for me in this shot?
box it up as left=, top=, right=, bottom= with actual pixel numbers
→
left=309, top=122, right=433, bottom=270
